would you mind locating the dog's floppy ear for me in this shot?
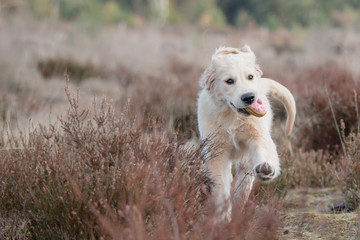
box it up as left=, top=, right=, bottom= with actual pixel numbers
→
left=201, top=46, right=242, bottom=90
left=215, top=48, right=240, bottom=56
left=239, top=45, right=263, bottom=77
left=256, top=65, right=263, bottom=77
left=239, top=45, right=252, bottom=53
left=199, top=64, right=216, bottom=90
left=238, top=45, right=263, bottom=77
left=262, top=78, right=296, bottom=136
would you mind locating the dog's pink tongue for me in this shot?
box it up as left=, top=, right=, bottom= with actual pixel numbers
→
left=250, top=98, right=267, bottom=114
left=245, top=98, right=267, bottom=117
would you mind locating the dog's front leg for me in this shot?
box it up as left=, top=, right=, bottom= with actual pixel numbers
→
left=204, top=149, right=233, bottom=220
left=249, top=134, right=280, bottom=182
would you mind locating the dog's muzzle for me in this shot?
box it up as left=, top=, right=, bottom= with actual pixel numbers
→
left=230, top=102, right=250, bottom=115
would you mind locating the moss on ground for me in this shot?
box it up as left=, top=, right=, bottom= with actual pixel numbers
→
left=280, top=188, right=360, bottom=239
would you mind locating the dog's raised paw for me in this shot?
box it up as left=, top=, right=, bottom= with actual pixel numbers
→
left=255, top=162, right=275, bottom=181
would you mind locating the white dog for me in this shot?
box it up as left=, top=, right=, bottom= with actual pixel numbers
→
left=197, top=45, right=296, bottom=219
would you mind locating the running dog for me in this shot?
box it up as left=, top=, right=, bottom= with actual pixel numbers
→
left=197, top=45, right=296, bottom=219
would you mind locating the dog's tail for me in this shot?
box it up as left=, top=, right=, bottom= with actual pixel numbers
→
left=262, top=78, right=296, bottom=136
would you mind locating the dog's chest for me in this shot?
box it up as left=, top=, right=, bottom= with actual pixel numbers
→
left=223, top=117, right=265, bottom=143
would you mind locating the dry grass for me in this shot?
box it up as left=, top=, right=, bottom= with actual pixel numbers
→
left=0, top=84, right=282, bottom=239
left=338, top=131, right=360, bottom=210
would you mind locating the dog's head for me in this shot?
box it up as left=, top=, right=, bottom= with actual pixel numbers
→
left=200, top=45, right=263, bottom=114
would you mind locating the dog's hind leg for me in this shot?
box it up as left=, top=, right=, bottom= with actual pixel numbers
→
left=233, top=170, right=255, bottom=203
left=204, top=149, right=233, bottom=221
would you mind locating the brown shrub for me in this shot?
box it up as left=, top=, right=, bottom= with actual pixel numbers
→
left=0, top=86, right=282, bottom=239
left=268, top=63, right=360, bottom=151
left=338, top=131, right=360, bottom=210
left=115, top=56, right=201, bottom=141
left=301, top=65, right=360, bottom=151
left=37, top=58, right=105, bottom=83
left=251, top=149, right=337, bottom=205
left=279, top=150, right=335, bottom=189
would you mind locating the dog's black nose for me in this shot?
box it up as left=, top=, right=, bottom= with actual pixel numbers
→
left=241, top=92, right=255, bottom=105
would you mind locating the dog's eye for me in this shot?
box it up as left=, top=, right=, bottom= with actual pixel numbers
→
left=225, top=79, right=234, bottom=84
left=248, top=75, right=254, bottom=80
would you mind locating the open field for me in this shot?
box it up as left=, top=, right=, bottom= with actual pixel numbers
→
left=1, top=15, right=360, bottom=239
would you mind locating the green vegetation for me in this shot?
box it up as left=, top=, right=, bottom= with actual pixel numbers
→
left=1, top=0, right=357, bottom=28
left=218, top=0, right=360, bottom=29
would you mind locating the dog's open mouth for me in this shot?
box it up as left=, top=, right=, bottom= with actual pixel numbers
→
left=231, top=98, right=267, bottom=118
left=230, top=102, right=250, bottom=115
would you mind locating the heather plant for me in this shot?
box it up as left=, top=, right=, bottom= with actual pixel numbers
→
left=278, top=150, right=335, bottom=189
left=339, top=130, right=360, bottom=211
left=0, top=84, right=282, bottom=239
left=37, top=58, right=105, bottom=82
left=251, top=148, right=337, bottom=204
left=269, top=64, right=360, bottom=151
left=115, top=56, right=201, bottom=141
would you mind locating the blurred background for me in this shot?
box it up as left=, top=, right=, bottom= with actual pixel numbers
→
left=4, top=0, right=360, bottom=28
left=1, top=0, right=360, bottom=133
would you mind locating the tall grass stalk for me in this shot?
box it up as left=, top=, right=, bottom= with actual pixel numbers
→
left=325, top=83, right=348, bottom=159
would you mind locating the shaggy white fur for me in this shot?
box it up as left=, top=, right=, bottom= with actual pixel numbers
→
left=197, top=45, right=296, bottom=220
